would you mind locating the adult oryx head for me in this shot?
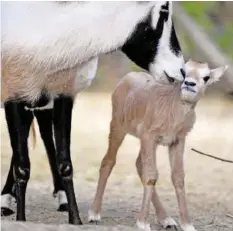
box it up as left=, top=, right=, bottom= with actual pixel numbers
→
left=122, top=1, right=185, bottom=83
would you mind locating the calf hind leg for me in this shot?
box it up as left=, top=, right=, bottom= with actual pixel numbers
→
left=169, top=139, right=197, bottom=231
left=136, top=153, right=178, bottom=230
left=34, top=109, right=68, bottom=212
left=88, top=120, right=126, bottom=223
left=135, top=138, right=158, bottom=231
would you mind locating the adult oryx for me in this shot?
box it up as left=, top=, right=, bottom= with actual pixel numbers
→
left=1, top=1, right=186, bottom=225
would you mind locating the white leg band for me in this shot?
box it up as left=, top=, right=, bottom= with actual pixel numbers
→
left=55, top=190, right=68, bottom=205
left=1, top=194, right=14, bottom=208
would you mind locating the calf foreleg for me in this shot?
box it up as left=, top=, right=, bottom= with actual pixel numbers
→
left=88, top=120, right=126, bottom=223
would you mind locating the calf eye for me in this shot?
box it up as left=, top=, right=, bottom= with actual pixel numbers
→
left=203, top=76, right=210, bottom=83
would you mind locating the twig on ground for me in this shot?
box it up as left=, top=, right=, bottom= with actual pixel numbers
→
left=226, top=214, right=233, bottom=219
left=191, top=148, right=233, bottom=163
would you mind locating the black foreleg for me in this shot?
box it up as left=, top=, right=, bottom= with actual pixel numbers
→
left=34, top=109, right=68, bottom=212
left=53, top=95, right=82, bottom=225
left=4, top=101, right=33, bottom=221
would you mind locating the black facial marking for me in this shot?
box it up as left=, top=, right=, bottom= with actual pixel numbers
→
left=121, top=6, right=168, bottom=71
left=164, top=71, right=175, bottom=83
left=170, top=21, right=182, bottom=56
left=180, top=68, right=186, bottom=78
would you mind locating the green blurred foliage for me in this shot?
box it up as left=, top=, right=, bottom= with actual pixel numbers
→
left=181, top=1, right=233, bottom=59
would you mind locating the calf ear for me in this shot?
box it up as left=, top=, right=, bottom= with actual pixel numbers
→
left=209, top=65, right=228, bottom=84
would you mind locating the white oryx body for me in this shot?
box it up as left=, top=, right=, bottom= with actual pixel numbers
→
left=1, top=1, right=187, bottom=225
left=2, top=1, right=185, bottom=103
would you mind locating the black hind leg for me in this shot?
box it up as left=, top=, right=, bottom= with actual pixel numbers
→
left=1, top=156, right=16, bottom=216
left=34, top=108, right=68, bottom=212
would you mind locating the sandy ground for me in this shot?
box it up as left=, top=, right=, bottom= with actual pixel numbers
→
left=1, top=92, right=233, bottom=231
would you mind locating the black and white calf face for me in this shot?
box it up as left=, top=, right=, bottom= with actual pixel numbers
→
left=122, top=1, right=185, bottom=83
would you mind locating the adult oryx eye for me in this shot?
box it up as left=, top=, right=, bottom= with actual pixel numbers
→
left=164, top=71, right=175, bottom=83
left=203, top=76, right=210, bottom=83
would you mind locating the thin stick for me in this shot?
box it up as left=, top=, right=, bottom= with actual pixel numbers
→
left=226, top=214, right=233, bottom=219
left=191, top=148, right=233, bottom=163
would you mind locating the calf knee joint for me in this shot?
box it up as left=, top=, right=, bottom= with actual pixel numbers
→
left=143, top=170, right=159, bottom=186
left=146, top=179, right=157, bottom=186
left=100, top=158, right=116, bottom=169
left=59, top=162, right=73, bottom=180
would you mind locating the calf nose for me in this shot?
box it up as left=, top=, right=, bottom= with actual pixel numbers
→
left=184, top=81, right=196, bottom=87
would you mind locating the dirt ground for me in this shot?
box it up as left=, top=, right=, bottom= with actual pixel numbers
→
left=1, top=92, right=233, bottom=231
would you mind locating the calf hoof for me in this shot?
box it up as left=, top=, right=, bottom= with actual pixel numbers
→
left=89, top=220, right=100, bottom=225
left=136, top=220, right=151, bottom=231
left=57, top=203, right=69, bottom=212
left=166, top=226, right=177, bottom=231
left=1, top=207, right=14, bottom=216
left=180, top=224, right=197, bottom=231
left=88, top=209, right=101, bottom=224
left=158, top=217, right=178, bottom=229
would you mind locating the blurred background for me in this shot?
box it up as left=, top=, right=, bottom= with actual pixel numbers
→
left=1, top=2, right=233, bottom=230
left=86, top=2, right=233, bottom=95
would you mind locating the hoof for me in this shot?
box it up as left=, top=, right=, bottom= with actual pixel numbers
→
left=1, top=194, right=15, bottom=216
left=158, top=217, right=178, bottom=229
left=88, top=209, right=101, bottom=224
left=136, top=220, right=151, bottom=231
left=180, top=224, right=197, bottom=231
left=89, top=219, right=100, bottom=225
left=57, top=203, right=69, bottom=212
left=166, top=225, right=178, bottom=231
left=1, top=207, right=14, bottom=216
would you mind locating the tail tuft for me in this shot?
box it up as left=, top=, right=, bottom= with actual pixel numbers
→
left=30, top=119, right=37, bottom=149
